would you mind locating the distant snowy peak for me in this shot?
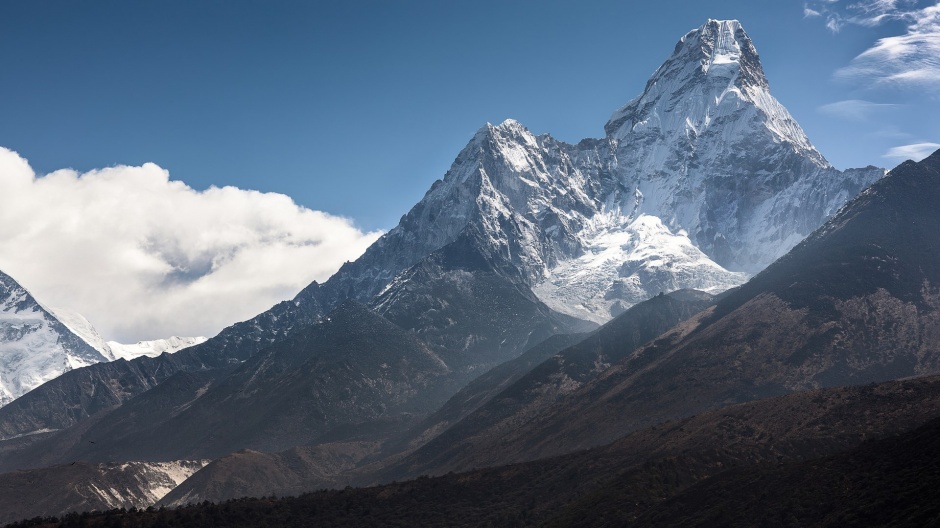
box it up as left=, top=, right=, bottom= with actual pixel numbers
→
left=107, top=336, right=208, bottom=361
left=0, top=270, right=109, bottom=406
left=47, top=306, right=206, bottom=361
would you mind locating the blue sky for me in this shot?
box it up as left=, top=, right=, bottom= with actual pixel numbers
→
left=0, top=0, right=937, bottom=341
left=2, top=0, right=936, bottom=230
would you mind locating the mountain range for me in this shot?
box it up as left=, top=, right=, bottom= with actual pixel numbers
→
left=3, top=19, right=935, bottom=525
left=0, top=270, right=207, bottom=408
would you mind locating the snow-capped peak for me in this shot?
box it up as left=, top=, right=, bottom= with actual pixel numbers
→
left=0, top=270, right=109, bottom=406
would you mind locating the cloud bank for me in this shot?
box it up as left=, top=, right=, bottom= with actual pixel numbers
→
left=0, top=147, right=382, bottom=342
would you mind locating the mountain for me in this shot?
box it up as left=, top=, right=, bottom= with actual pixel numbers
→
left=0, top=369, right=228, bottom=472
left=422, top=148, right=940, bottom=469
left=0, top=20, right=893, bottom=521
left=156, top=334, right=594, bottom=507
left=0, top=270, right=110, bottom=407
left=0, top=269, right=207, bottom=411
left=370, top=225, right=595, bottom=377
left=0, top=18, right=880, bottom=437
left=155, top=290, right=715, bottom=504
left=115, top=301, right=449, bottom=460
left=603, top=20, right=881, bottom=275
left=51, top=306, right=207, bottom=362
left=157, top=443, right=377, bottom=508
left=42, top=306, right=114, bottom=361
left=48, top=306, right=211, bottom=362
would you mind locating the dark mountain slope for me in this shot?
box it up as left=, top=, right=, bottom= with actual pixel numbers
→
left=380, top=332, right=589, bottom=457
left=0, top=295, right=323, bottom=441
left=151, top=287, right=700, bottom=505
left=27, top=373, right=940, bottom=527
left=158, top=332, right=589, bottom=506
left=0, top=369, right=227, bottom=472
left=157, top=442, right=379, bottom=508
left=1, top=302, right=449, bottom=467
left=142, top=289, right=713, bottom=503
left=372, top=226, right=596, bottom=376
left=372, top=288, right=715, bottom=480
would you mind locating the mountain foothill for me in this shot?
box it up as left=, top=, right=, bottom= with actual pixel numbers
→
left=1, top=19, right=939, bottom=527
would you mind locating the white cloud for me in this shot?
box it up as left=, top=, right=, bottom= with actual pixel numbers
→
left=883, top=141, right=940, bottom=160
left=0, top=147, right=383, bottom=342
left=805, top=5, right=823, bottom=17
left=817, top=99, right=898, bottom=120
left=827, top=15, right=845, bottom=32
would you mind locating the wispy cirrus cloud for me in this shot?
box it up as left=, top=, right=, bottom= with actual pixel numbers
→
left=883, top=141, right=940, bottom=160
left=806, top=1, right=940, bottom=90
left=818, top=99, right=898, bottom=120
left=0, top=147, right=383, bottom=342
left=837, top=3, right=940, bottom=89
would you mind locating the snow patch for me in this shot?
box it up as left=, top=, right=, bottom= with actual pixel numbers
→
left=107, top=336, right=208, bottom=361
